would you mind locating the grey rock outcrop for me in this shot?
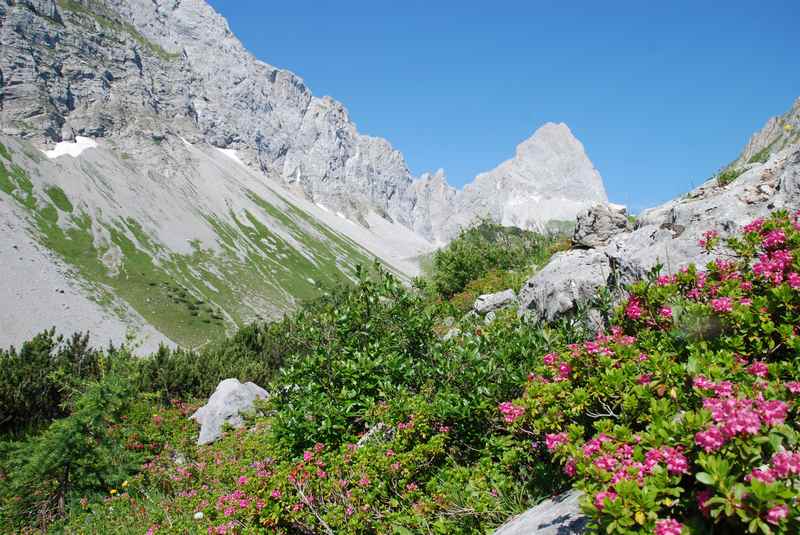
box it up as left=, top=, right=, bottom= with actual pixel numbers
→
left=518, top=249, right=612, bottom=322
left=519, top=99, right=800, bottom=323
left=473, top=289, right=517, bottom=315
left=415, top=123, right=608, bottom=242
left=494, top=490, right=586, bottom=535
left=732, top=97, right=800, bottom=167
left=573, top=203, right=633, bottom=248
left=190, top=379, right=268, bottom=445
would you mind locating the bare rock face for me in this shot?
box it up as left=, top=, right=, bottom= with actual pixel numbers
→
left=415, top=123, right=608, bottom=242
left=494, top=490, right=586, bottom=535
left=0, top=0, right=609, bottom=245
left=191, top=379, right=268, bottom=445
left=573, top=203, right=633, bottom=248
left=473, top=289, right=517, bottom=315
left=518, top=249, right=612, bottom=322
left=733, top=97, right=800, bottom=167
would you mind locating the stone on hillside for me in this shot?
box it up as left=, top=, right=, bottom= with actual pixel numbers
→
left=190, top=379, right=268, bottom=445
left=517, top=249, right=611, bottom=322
left=494, top=490, right=586, bottom=535
left=573, top=203, right=632, bottom=248
left=473, top=289, right=517, bottom=314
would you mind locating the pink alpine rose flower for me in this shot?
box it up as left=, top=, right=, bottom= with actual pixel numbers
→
left=655, top=518, right=684, bottom=535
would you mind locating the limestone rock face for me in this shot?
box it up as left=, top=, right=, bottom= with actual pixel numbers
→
left=415, top=123, right=608, bottom=242
left=494, top=490, right=586, bottom=535
left=0, top=0, right=609, bottom=244
left=191, top=379, right=268, bottom=445
left=573, top=203, right=633, bottom=248
left=518, top=249, right=612, bottom=322
left=473, top=289, right=517, bottom=315
left=733, top=97, right=800, bottom=167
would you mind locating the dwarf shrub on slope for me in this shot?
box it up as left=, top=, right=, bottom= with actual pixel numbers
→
left=430, top=220, right=562, bottom=298
left=501, top=210, right=800, bottom=534
left=0, top=330, right=103, bottom=435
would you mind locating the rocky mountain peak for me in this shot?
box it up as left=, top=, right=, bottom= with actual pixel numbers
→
left=733, top=97, right=800, bottom=167
left=1, top=0, right=610, bottom=248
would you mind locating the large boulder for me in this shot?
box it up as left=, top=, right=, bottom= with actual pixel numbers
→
left=473, top=289, right=517, bottom=315
left=573, top=203, right=632, bottom=248
left=517, top=249, right=612, bottom=322
left=190, top=379, right=268, bottom=445
left=494, top=490, right=586, bottom=535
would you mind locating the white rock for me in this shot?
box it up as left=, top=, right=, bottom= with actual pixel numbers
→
left=473, top=289, right=517, bottom=315
left=190, top=378, right=268, bottom=445
left=494, top=490, right=586, bottom=535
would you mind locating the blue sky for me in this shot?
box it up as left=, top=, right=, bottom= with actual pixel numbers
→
left=208, top=0, right=799, bottom=212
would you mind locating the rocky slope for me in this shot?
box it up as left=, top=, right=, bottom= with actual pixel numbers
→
left=732, top=97, right=800, bottom=168
left=1, top=0, right=607, bottom=238
left=518, top=98, right=800, bottom=322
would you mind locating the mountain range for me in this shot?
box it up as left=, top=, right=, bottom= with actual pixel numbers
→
left=1, top=0, right=793, bottom=353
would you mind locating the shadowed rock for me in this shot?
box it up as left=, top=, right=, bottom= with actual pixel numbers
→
left=494, top=490, right=587, bottom=535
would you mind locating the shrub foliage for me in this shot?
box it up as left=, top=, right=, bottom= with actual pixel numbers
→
left=1, top=213, right=800, bottom=534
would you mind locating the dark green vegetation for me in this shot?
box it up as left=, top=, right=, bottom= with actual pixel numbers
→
left=716, top=166, right=745, bottom=187
left=748, top=147, right=771, bottom=164
left=2, top=206, right=799, bottom=533
left=0, top=223, right=577, bottom=533
left=423, top=220, right=567, bottom=301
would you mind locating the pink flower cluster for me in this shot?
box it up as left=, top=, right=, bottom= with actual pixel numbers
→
left=657, top=274, right=676, bottom=287
left=753, top=249, right=793, bottom=284
left=216, top=489, right=251, bottom=515
left=545, top=432, right=568, bottom=451
left=207, top=522, right=236, bottom=535
left=709, top=296, right=733, bottom=313
left=655, top=518, right=684, bottom=535
left=625, top=297, right=643, bottom=320
left=743, top=218, right=765, bottom=234
left=573, top=433, right=691, bottom=511
left=540, top=351, right=574, bottom=381
left=762, top=229, right=786, bottom=249
left=694, top=395, right=790, bottom=452
left=498, top=402, right=525, bottom=423
left=698, top=229, right=719, bottom=249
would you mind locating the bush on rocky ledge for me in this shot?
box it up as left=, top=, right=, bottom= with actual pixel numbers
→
left=503, top=210, right=800, bottom=534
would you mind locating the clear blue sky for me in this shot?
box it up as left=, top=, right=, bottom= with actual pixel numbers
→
left=208, top=0, right=799, bottom=212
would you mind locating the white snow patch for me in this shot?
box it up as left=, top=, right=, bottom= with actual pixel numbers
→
left=43, top=136, right=98, bottom=159
left=216, top=147, right=247, bottom=168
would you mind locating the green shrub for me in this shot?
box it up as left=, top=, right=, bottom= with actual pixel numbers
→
left=0, top=330, right=103, bottom=435
left=431, top=220, right=560, bottom=298
left=0, top=373, right=142, bottom=530
left=748, top=147, right=771, bottom=164
left=716, top=167, right=744, bottom=187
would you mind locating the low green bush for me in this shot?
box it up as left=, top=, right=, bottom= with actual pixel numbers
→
left=0, top=330, right=103, bottom=435
left=430, top=220, right=561, bottom=299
